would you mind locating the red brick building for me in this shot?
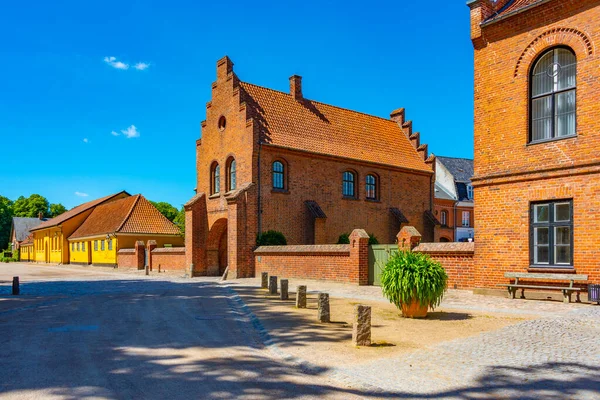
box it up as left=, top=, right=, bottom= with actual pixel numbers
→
left=468, top=0, right=600, bottom=287
left=186, top=57, right=437, bottom=278
left=433, top=157, right=474, bottom=243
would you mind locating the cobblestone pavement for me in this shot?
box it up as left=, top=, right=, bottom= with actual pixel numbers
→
left=227, top=277, right=600, bottom=399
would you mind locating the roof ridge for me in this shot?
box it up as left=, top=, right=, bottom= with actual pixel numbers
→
left=116, top=194, right=141, bottom=233
left=437, top=155, right=474, bottom=161
left=240, top=81, right=398, bottom=125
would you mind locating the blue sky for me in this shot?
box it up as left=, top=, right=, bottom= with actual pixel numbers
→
left=0, top=1, right=474, bottom=210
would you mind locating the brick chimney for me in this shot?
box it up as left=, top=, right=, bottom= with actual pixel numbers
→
left=38, top=212, right=43, bottom=220
left=289, top=75, right=302, bottom=101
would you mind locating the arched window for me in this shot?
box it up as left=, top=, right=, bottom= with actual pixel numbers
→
left=211, top=162, right=220, bottom=194
left=343, top=171, right=356, bottom=198
left=365, top=174, right=378, bottom=200
left=272, top=161, right=285, bottom=190
left=530, top=47, right=576, bottom=142
left=440, top=210, right=448, bottom=226
left=227, top=158, right=236, bottom=191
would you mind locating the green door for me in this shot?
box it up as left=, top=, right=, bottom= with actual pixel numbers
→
left=368, top=244, right=398, bottom=286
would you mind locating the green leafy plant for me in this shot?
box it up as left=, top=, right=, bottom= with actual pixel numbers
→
left=338, top=232, right=379, bottom=245
left=256, top=230, right=287, bottom=246
left=381, top=251, right=448, bottom=310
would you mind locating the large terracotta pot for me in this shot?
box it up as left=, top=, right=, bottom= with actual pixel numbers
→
left=401, top=300, right=429, bottom=318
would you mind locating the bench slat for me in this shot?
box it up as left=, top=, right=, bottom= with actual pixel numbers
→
left=497, top=284, right=582, bottom=291
left=504, top=272, right=588, bottom=281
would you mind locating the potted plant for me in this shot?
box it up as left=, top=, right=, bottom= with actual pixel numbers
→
left=380, top=251, right=448, bottom=318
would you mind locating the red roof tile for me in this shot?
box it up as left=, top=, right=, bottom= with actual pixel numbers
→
left=69, top=195, right=181, bottom=239
left=30, top=191, right=129, bottom=232
left=239, top=82, right=431, bottom=173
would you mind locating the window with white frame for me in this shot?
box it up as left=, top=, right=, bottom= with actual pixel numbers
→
left=462, top=211, right=470, bottom=227
left=467, top=185, right=474, bottom=200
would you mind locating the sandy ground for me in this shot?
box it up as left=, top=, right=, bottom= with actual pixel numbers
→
left=231, top=285, right=530, bottom=368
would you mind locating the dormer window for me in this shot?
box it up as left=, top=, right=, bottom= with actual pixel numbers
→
left=467, top=185, right=474, bottom=200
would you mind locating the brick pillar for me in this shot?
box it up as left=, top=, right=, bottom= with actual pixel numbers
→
left=397, top=226, right=422, bottom=251
left=225, top=183, right=256, bottom=279
left=147, top=240, right=157, bottom=271
left=134, top=241, right=145, bottom=270
left=349, top=229, right=369, bottom=286
left=185, top=193, right=209, bottom=276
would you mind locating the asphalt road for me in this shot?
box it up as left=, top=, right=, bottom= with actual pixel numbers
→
left=0, top=264, right=370, bottom=400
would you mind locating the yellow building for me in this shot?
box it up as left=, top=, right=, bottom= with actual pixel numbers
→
left=19, top=234, right=35, bottom=262
left=68, top=194, right=183, bottom=266
left=29, top=191, right=130, bottom=264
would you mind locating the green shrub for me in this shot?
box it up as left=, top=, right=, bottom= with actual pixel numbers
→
left=256, top=230, right=287, bottom=246
left=337, top=233, right=350, bottom=244
left=338, top=232, right=379, bottom=245
left=381, top=251, right=448, bottom=310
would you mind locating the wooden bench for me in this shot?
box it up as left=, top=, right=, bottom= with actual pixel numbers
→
left=497, top=272, right=588, bottom=303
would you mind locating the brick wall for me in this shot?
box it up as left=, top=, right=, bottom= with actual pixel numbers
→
left=413, top=242, right=475, bottom=290
left=254, top=229, right=370, bottom=285
left=117, top=249, right=138, bottom=269
left=470, top=0, right=600, bottom=288
left=151, top=247, right=186, bottom=272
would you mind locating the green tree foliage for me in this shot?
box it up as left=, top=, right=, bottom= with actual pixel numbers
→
left=49, top=203, right=67, bottom=218
left=337, top=232, right=379, bottom=245
left=0, top=196, right=14, bottom=250
left=256, top=230, right=287, bottom=246
left=13, top=194, right=50, bottom=218
left=174, top=206, right=185, bottom=237
left=150, top=201, right=179, bottom=222
left=381, top=251, right=448, bottom=310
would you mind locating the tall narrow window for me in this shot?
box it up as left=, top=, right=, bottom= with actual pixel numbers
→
left=343, top=171, right=356, bottom=198
left=227, top=158, right=237, bottom=191
left=101, top=240, right=105, bottom=251
left=94, top=240, right=98, bottom=251
left=108, top=239, right=113, bottom=251
left=272, top=161, right=285, bottom=190
left=530, top=47, right=576, bottom=142
left=440, top=210, right=448, bottom=226
left=211, top=162, right=220, bottom=194
left=531, top=201, right=573, bottom=266
left=365, top=174, right=378, bottom=200
left=462, top=211, right=470, bottom=227
left=467, top=185, right=474, bottom=200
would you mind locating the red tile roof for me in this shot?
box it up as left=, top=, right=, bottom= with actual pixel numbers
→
left=485, top=0, right=549, bottom=23
left=69, top=195, right=181, bottom=239
left=30, top=191, right=129, bottom=232
left=239, top=82, right=431, bottom=173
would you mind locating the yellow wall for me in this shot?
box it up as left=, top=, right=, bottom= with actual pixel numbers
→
left=69, top=240, right=91, bottom=264
left=20, top=244, right=34, bottom=261
left=117, top=235, right=184, bottom=249
left=32, top=227, right=62, bottom=263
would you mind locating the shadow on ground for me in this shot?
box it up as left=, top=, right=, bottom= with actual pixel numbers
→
left=0, top=279, right=597, bottom=399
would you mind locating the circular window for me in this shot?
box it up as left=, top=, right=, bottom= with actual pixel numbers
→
left=218, top=116, right=226, bottom=131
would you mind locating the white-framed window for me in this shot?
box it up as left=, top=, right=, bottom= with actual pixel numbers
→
left=108, top=239, right=113, bottom=251
left=101, top=240, right=105, bottom=251
left=467, top=185, right=474, bottom=200
left=462, top=211, right=470, bottom=227
left=440, top=210, right=448, bottom=226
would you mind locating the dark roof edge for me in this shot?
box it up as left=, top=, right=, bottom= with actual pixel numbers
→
left=481, top=0, right=553, bottom=27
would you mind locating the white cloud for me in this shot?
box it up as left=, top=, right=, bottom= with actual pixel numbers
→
left=104, top=56, right=129, bottom=70
left=111, top=125, right=140, bottom=139
left=134, top=62, right=150, bottom=71
left=75, top=192, right=89, bottom=197
left=83, top=138, right=89, bottom=143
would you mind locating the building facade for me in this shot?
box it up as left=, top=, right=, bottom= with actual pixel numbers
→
left=10, top=215, right=46, bottom=251
left=188, top=57, right=437, bottom=279
left=433, top=157, right=474, bottom=242
left=469, top=0, right=600, bottom=287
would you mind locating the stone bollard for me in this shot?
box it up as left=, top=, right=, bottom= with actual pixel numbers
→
left=158, top=264, right=161, bottom=273
left=145, top=265, right=149, bottom=276
left=261, top=272, right=268, bottom=289
left=352, top=305, right=372, bottom=346
left=269, top=276, right=278, bottom=295
left=317, top=293, right=330, bottom=323
left=12, top=277, right=19, bottom=295
left=280, top=279, right=289, bottom=300
left=296, top=285, right=307, bottom=308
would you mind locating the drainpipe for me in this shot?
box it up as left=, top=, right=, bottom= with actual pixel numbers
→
left=257, top=141, right=262, bottom=236
left=453, top=201, right=458, bottom=242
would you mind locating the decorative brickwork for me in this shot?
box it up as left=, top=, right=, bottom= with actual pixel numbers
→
left=469, top=0, right=600, bottom=288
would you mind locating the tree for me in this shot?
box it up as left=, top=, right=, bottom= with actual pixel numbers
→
left=0, top=196, right=14, bottom=251
left=174, top=206, right=185, bottom=237
left=13, top=194, right=50, bottom=218
left=49, top=203, right=67, bottom=218
left=150, top=201, right=179, bottom=222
